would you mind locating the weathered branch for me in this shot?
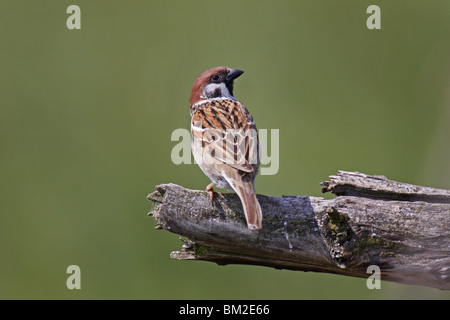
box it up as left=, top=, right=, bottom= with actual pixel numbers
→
left=147, top=171, right=450, bottom=290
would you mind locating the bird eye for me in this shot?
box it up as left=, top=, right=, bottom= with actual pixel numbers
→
left=210, top=74, right=220, bottom=82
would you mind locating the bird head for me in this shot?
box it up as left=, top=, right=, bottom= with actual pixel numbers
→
left=190, top=66, right=244, bottom=107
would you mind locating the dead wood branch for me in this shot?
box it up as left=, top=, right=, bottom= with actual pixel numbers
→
left=147, top=171, right=450, bottom=290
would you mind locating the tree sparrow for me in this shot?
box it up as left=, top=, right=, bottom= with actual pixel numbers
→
left=190, top=67, right=262, bottom=230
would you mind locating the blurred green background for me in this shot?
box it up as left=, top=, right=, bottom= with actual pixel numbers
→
left=1, top=0, right=449, bottom=299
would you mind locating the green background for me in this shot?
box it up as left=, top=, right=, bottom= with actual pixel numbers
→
left=1, top=0, right=449, bottom=299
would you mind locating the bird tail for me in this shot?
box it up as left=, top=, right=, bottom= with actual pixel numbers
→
left=234, top=180, right=262, bottom=230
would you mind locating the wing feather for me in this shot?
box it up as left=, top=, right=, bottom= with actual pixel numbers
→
left=191, top=99, right=259, bottom=173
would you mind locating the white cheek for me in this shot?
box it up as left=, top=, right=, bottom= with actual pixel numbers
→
left=202, top=83, right=233, bottom=99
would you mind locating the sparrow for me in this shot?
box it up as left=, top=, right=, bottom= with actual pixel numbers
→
left=190, top=66, right=262, bottom=230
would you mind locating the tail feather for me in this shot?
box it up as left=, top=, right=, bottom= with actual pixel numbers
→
left=234, top=181, right=262, bottom=230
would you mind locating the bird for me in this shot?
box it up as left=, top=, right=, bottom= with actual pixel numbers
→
left=190, top=66, right=262, bottom=230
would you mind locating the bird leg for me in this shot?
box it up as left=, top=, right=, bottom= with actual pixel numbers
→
left=206, top=182, right=216, bottom=207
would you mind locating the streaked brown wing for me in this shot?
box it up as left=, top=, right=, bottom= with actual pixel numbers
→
left=191, top=99, right=258, bottom=173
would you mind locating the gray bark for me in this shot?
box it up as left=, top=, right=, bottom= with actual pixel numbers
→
left=147, top=171, right=450, bottom=290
